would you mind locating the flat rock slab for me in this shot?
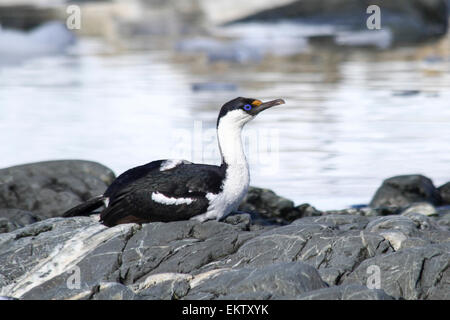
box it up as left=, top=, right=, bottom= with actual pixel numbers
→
left=184, top=262, right=327, bottom=300
left=297, top=284, right=394, bottom=300
left=342, top=242, right=450, bottom=300
left=0, top=217, right=138, bottom=299
left=0, top=210, right=449, bottom=300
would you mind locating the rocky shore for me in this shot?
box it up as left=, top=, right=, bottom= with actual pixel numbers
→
left=0, top=160, right=449, bottom=300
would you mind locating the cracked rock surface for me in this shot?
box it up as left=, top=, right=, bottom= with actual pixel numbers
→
left=0, top=210, right=448, bottom=300
left=0, top=161, right=449, bottom=300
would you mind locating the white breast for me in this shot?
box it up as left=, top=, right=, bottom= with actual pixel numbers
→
left=190, top=109, right=252, bottom=222
left=191, top=164, right=249, bottom=222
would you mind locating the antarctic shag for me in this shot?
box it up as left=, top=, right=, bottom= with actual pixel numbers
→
left=63, top=97, right=285, bottom=226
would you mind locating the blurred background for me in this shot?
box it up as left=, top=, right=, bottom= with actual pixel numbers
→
left=0, top=0, right=449, bottom=210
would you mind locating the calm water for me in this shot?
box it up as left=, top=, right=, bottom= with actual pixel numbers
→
left=1, top=28, right=449, bottom=210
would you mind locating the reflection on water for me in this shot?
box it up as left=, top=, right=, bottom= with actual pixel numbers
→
left=0, top=33, right=449, bottom=210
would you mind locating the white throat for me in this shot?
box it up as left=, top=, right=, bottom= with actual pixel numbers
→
left=191, top=110, right=252, bottom=222
left=217, top=110, right=252, bottom=167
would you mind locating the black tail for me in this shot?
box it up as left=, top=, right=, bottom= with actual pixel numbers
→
left=63, top=195, right=106, bottom=217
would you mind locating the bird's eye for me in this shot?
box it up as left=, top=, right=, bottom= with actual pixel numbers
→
left=243, top=104, right=252, bottom=111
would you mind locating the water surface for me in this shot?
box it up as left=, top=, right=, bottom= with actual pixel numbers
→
left=1, top=27, right=449, bottom=210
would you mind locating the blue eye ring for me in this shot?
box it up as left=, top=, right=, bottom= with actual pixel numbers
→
left=244, top=104, right=252, bottom=111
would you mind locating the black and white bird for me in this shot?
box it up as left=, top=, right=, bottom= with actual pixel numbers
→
left=63, top=97, right=285, bottom=226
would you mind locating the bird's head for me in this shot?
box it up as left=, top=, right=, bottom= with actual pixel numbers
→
left=217, top=97, right=285, bottom=128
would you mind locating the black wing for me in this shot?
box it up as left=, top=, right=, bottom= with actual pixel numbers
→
left=104, top=160, right=165, bottom=199
left=100, top=162, right=226, bottom=226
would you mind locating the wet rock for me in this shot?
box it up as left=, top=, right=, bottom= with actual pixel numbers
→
left=184, top=262, right=327, bottom=300
left=342, top=243, right=450, bottom=300
left=438, top=182, right=450, bottom=205
left=0, top=209, right=40, bottom=233
left=369, top=175, right=442, bottom=208
left=0, top=160, right=115, bottom=219
left=297, top=284, right=394, bottom=300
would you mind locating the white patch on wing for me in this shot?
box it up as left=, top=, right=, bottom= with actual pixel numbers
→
left=159, top=159, right=191, bottom=171
left=151, top=192, right=194, bottom=205
left=103, top=197, right=110, bottom=207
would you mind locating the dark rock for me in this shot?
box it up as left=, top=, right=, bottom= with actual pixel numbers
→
left=235, top=0, right=448, bottom=45
left=436, top=212, right=450, bottom=230
left=197, top=215, right=393, bottom=286
left=297, top=214, right=371, bottom=231
left=294, top=203, right=322, bottom=218
left=325, top=206, right=385, bottom=217
left=184, top=262, right=327, bottom=300
left=0, top=5, right=60, bottom=30
left=1, top=201, right=449, bottom=300
left=91, top=282, right=136, bottom=300
left=364, top=214, right=450, bottom=250
left=223, top=213, right=252, bottom=231
left=438, top=182, right=450, bottom=205
left=401, top=211, right=440, bottom=231
left=119, top=220, right=255, bottom=283
left=365, top=216, right=421, bottom=237
left=0, top=216, right=138, bottom=299
left=0, top=160, right=115, bottom=219
left=369, top=175, right=442, bottom=208
left=297, top=284, right=394, bottom=300
left=400, top=237, right=431, bottom=250
left=239, top=186, right=318, bottom=222
left=0, top=209, right=40, bottom=233
left=342, top=243, right=450, bottom=300
left=134, top=273, right=192, bottom=300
